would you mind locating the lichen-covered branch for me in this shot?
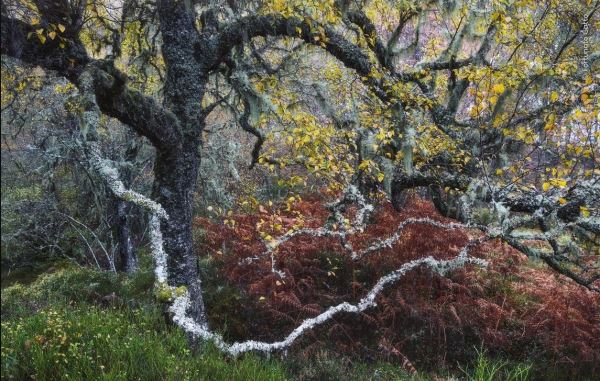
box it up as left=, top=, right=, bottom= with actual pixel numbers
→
left=76, top=66, right=170, bottom=282
left=250, top=186, right=483, bottom=271
left=170, top=243, right=486, bottom=356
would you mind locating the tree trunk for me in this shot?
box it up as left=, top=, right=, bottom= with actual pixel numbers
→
left=112, top=136, right=141, bottom=273
left=113, top=198, right=138, bottom=273
left=153, top=138, right=207, bottom=326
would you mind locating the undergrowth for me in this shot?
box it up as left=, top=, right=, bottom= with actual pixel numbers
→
left=197, top=196, right=600, bottom=380
left=1, top=266, right=288, bottom=381
left=1, top=197, right=598, bottom=380
left=1, top=305, right=286, bottom=381
left=2, top=263, right=536, bottom=381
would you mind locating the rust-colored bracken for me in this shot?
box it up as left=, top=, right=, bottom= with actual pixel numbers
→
left=195, top=195, right=600, bottom=371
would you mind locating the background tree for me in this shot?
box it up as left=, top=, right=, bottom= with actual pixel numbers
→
left=1, top=59, right=151, bottom=273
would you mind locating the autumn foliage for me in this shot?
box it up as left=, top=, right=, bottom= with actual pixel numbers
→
left=195, top=195, right=600, bottom=374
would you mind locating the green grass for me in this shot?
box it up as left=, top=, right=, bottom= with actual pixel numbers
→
left=1, top=305, right=287, bottom=381
left=1, top=266, right=286, bottom=381
left=281, top=350, right=429, bottom=381
left=460, top=348, right=531, bottom=381
left=1, top=265, right=540, bottom=381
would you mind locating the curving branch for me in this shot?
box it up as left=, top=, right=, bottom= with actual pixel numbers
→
left=212, top=14, right=375, bottom=78
left=502, top=235, right=599, bottom=293
left=352, top=217, right=483, bottom=260
left=89, top=123, right=490, bottom=357
left=1, top=13, right=182, bottom=151
left=345, top=10, right=389, bottom=68
left=226, top=69, right=272, bottom=168
left=389, top=168, right=599, bottom=291
left=245, top=186, right=484, bottom=274
left=172, top=251, right=486, bottom=356
left=0, top=13, right=89, bottom=78
left=91, top=62, right=183, bottom=151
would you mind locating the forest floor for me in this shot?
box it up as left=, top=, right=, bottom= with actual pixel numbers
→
left=2, top=197, right=599, bottom=380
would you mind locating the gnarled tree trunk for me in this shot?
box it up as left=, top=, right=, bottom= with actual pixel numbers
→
left=153, top=139, right=207, bottom=326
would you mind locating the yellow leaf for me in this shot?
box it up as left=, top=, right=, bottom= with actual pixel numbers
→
left=493, top=83, right=505, bottom=94
left=580, top=206, right=590, bottom=218
left=552, top=178, right=567, bottom=188
left=57, top=24, right=66, bottom=33
left=37, top=34, right=46, bottom=44
left=495, top=169, right=503, bottom=175
left=31, top=17, right=40, bottom=25
left=581, top=93, right=590, bottom=105
left=48, top=31, right=56, bottom=40
left=558, top=198, right=567, bottom=205
left=542, top=182, right=550, bottom=192
left=544, top=113, right=556, bottom=131
left=550, top=91, right=559, bottom=102
left=377, top=172, right=385, bottom=182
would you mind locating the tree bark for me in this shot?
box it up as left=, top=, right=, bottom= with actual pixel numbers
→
left=110, top=196, right=135, bottom=272
left=111, top=137, right=141, bottom=273
left=153, top=138, right=206, bottom=326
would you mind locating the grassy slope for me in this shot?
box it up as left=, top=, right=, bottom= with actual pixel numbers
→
left=1, top=267, right=289, bottom=381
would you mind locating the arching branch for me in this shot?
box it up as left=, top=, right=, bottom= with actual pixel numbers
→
left=212, top=14, right=374, bottom=77
left=1, top=13, right=182, bottom=151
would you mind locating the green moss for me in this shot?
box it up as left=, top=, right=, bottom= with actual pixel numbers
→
left=175, top=285, right=188, bottom=297
left=155, top=283, right=174, bottom=303
left=1, top=266, right=155, bottom=319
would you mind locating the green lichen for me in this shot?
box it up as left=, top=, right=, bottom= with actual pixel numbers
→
left=174, top=286, right=187, bottom=297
